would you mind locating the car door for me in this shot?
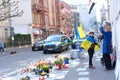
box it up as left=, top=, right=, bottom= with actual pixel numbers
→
left=64, top=36, right=69, bottom=49
left=61, top=36, right=68, bottom=50
left=61, top=36, right=66, bottom=50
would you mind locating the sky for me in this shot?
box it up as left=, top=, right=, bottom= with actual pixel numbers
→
left=62, top=0, right=107, bottom=22
left=62, top=0, right=88, bottom=5
left=62, top=0, right=106, bottom=7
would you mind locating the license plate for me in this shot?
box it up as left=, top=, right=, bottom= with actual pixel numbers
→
left=48, top=48, right=53, bottom=50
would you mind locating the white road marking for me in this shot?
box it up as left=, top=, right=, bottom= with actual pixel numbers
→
left=78, top=77, right=89, bottom=80
left=78, top=71, right=89, bottom=76
left=76, top=68, right=87, bottom=72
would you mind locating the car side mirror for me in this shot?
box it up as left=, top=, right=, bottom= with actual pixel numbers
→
left=61, top=39, right=64, bottom=42
left=69, top=40, right=73, bottom=43
left=68, top=39, right=72, bottom=42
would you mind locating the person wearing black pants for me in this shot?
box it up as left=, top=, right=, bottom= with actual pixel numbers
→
left=86, top=32, right=97, bottom=69
left=88, top=48, right=95, bottom=69
left=100, top=23, right=112, bottom=70
left=103, top=54, right=111, bottom=70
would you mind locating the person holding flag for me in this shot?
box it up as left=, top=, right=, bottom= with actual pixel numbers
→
left=81, top=31, right=100, bottom=69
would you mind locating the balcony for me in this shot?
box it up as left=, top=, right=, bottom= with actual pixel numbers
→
left=43, top=6, right=49, bottom=12
left=32, top=23, right=43, bottom=28
left=32, top=3, right=43, bottom=12
left=59, top=12, right=66, bottom=20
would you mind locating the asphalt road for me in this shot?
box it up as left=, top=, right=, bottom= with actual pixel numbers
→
left=0, top=47, right=54, bottom=77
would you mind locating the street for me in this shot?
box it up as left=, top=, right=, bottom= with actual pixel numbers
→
left=0, top=47, right=54, bottom=77
left=0, top=47, right=116, bottom=80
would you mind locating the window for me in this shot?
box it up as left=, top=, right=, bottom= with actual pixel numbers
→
left=53, top=17, right=55, bottom=25
left=33, top=14, right=38, bottom=24
left=61, top=36, right=65, bottom=42
left=45, top=15, right=49, bottom=24
left=39, top=0, right=42, bottom=6
left=44, top=0, right=48, bottom=8
left=41, top=17, right=44, bottom=24
left=38, top=14, right=40, bottom=24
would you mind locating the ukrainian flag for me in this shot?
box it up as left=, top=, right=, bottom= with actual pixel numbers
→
left=81, top=37, right=100, bottom=51
left=75, top=24, right=86, bottom=39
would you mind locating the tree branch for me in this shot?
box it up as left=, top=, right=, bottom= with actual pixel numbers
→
left=0, top=0, right=23, bottom=21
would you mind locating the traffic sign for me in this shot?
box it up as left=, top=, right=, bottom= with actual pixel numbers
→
left=10, top=27, right=14, bottom=31
left=12, top=36, right=14, bottom=40
left=10, top=31, right=14, bottom=36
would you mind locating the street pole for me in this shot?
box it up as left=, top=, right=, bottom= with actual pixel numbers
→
left=11, top=35, right=16, bottom=54
left=8, top=2, right=16, bottom=54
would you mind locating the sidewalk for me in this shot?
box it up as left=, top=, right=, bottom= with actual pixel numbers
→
left=63, top=50, right=116, bottom=80
left=0, top=45, right=31, bottom=57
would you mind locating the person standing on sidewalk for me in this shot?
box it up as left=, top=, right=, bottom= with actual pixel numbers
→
left=87, top=32, right=98, bottom=69
left=81, top=32, right=100, bottom=69
left=100, top=22, right=112, bottom=70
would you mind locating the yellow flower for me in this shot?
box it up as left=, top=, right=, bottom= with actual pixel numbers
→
left=41, top=71, right=46, bottom=76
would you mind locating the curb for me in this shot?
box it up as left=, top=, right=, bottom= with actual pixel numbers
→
left=4, top=45, right=31, bottom=51
left=0, top=45, right=31, bottom=57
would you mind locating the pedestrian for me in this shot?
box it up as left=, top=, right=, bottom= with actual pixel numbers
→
left=0, top=42, right=4, bottom=53
left=100, top=22, right=112, bottom=70
left=81, top=31, right=99, bottom=69
left=87, top=32, right=98, bottom=69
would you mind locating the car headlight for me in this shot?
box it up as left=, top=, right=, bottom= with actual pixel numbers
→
left=56, top=42, right=61, bottom=46
left=43, top=44, right=46, bottom=47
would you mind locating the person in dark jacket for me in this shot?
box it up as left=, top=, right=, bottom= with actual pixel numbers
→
left=87, top=32, right=97, bottom=69
left=100, top=25, right=112, bottom=70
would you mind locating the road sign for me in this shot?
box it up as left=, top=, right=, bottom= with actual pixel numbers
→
left=10, top=27, right=14, bottom=31
left=12, top=36, right=14, bottom=40
left=10, top=31, right=14, bottom=36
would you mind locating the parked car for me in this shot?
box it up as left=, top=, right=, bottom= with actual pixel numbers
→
left=0, top=42, right=4, bottom=52
left=43, top=34, right=71, bottom=54
left=32, top=40, right=44, bottom=51
left=71, top=38, right=85, bottom=49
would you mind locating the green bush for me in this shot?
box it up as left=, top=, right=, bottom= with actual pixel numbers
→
left=4, top=34, right=31, bottom=48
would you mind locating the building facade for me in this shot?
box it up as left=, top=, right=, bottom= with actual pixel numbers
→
left=32, top=0, right=60, bottom=43
left=60, top=1, right=73, bottom=36
left=31, top=0, right=73, bottom=43
left=32, top=0, right=48, bottom=42
left=0, top=0, right=10, bottom=43
left=109, top=0, right=120, bottom=79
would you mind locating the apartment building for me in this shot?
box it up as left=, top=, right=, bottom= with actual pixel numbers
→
left=31, top=0, right=73, bottom=42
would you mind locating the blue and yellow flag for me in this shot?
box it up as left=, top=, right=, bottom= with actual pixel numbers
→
left=81, top=37, right=100, bottom=51
left=75, top=24, right=86, bottom=39
left=77, top=24, right=86, bottom=38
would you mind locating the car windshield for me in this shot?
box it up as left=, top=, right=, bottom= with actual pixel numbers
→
left=46, top=36, right=60, bottom=42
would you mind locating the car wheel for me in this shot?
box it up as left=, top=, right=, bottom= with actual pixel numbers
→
left=41, top=46, right=43, bottom=50
left=43, top=51, right=47, bottom=54
left=66, top=45, right=69, bottom=50
left=59, top=47, right=62, bottom=53
left=34, top=47, right=38, bottom=51
left=32, top=48, right=35, bottom=51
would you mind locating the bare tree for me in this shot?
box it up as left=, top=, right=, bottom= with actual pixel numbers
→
left=0, top=0, right=23, bottom=21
